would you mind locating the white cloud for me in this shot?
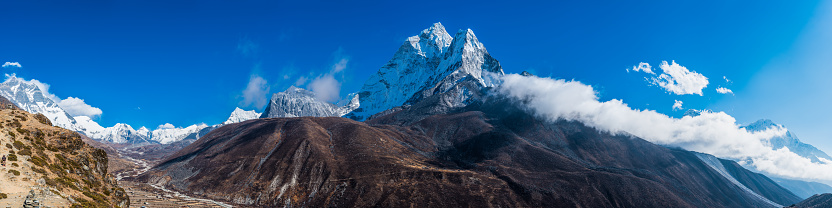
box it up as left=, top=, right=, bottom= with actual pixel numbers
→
left=331, top=58, right=348, bottom=73
left=716, top=87, right=734, bottom=95
left=2, top=62, right=22, bottom=68
left=157, top=123, right=175, bottom=129
left=672, top=100, right=683, bottom=111
left=308, top=56, right=350, bottom=102
left=241, top=74, right=270, bottom=109
left=309, top=74, right=341, bottom=102
left=58, top=97, right=102, bottom=117
left=632, top=61, right=709, bottom=96
left=497, top=73, right=832, bottom=183
left=627, top=62, right=654, bottom=74
left=723, top=76, right=731, bottom=83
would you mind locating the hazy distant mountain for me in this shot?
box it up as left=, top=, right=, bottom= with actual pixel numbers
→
left=771, top=176, right=832, bottom=199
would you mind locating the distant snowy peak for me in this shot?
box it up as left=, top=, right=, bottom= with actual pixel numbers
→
left=744, top=119, right=781, bottom=131
left=0, top=75, right=82, bottom=131
left=260, top=86, right=358, bottom=119
left=223, top=107, right=261, bottom=124
left=74, top=116, right=153, bottom=144
left=743, top=119, right=832, bottom=163
left=348, top=22, right=504, bottom=120
left=151, top=123, right=209, bottom=144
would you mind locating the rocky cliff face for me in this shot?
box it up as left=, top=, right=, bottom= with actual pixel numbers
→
left=0, top=96, right=129, bottom=207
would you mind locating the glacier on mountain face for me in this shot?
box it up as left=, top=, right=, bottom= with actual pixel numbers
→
left=260, top=86, right=359, bottom=118
left=742, top=119, right=832, bottom=163
left=223, top=107, right=261, bottom=124
left=345, top=22, right=504, bottom=121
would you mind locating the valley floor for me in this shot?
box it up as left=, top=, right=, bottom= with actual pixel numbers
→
left=115, top=148, right=231, bottom=208
left=120, top=181, right=226, bottom=208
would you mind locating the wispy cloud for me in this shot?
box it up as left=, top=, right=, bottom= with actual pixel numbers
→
left=308, top=49, right=350, bottom=102
left=309, top=73, right=342, bottom=102
left=627, top=62, right=654, bottom=74
left=672, top=100, right=683, bottom=111
left=497, top=73, right=832, bottom=183
left=241, top=74, right=270, bottom=108
left=716, top=87, right=734, bottom=95
left=631, top=61, right=709, bottom=96
left=2, top=62, right=22, bottom=68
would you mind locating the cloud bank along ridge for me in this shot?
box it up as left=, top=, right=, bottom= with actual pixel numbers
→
left=497, top=73, right=832, bottom=183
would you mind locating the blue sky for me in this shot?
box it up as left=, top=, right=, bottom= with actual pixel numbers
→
left=2, top=1, right=831, bottom=151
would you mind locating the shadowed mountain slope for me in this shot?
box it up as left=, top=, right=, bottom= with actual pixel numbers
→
left=138, top=97, right=797, bottom=207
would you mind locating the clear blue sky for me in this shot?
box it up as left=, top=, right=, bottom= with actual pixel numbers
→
left=2, top=1, right=831, bottom=151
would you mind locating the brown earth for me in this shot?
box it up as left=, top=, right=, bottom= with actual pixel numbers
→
left=138, top=98, right=799, bottom=207
left=0, top=106, right=129, bottom=207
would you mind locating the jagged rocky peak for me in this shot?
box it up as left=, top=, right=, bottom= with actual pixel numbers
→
left=408, top=22, right=453, bottom=57
left=348, top=23, right=504, bottom=121
left=260, top=86, right=358, bottom=119
left=223, top=107, right=261, bottom=124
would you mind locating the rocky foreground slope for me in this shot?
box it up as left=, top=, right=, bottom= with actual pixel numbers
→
left=0, top=98, right=128, bottom=207
left=139, top=96, right=800, bottom=207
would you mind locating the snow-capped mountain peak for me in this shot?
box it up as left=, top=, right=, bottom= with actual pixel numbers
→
left=347, top=23, right=504, bottom=120
left=151, top=123, right=209, bottom=144
left=744, top=119, right=781, bottom=131
left=0, top=75, right=83, bottom=131
left=742, top=119, right=832, bottom=163
left=74, top=116, right=153, bottom=144
left=409, top=22, right=453, bottom=57
left=259, top=86, right=358, bottom=119
left=223, top=107, right=261, bottom=124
